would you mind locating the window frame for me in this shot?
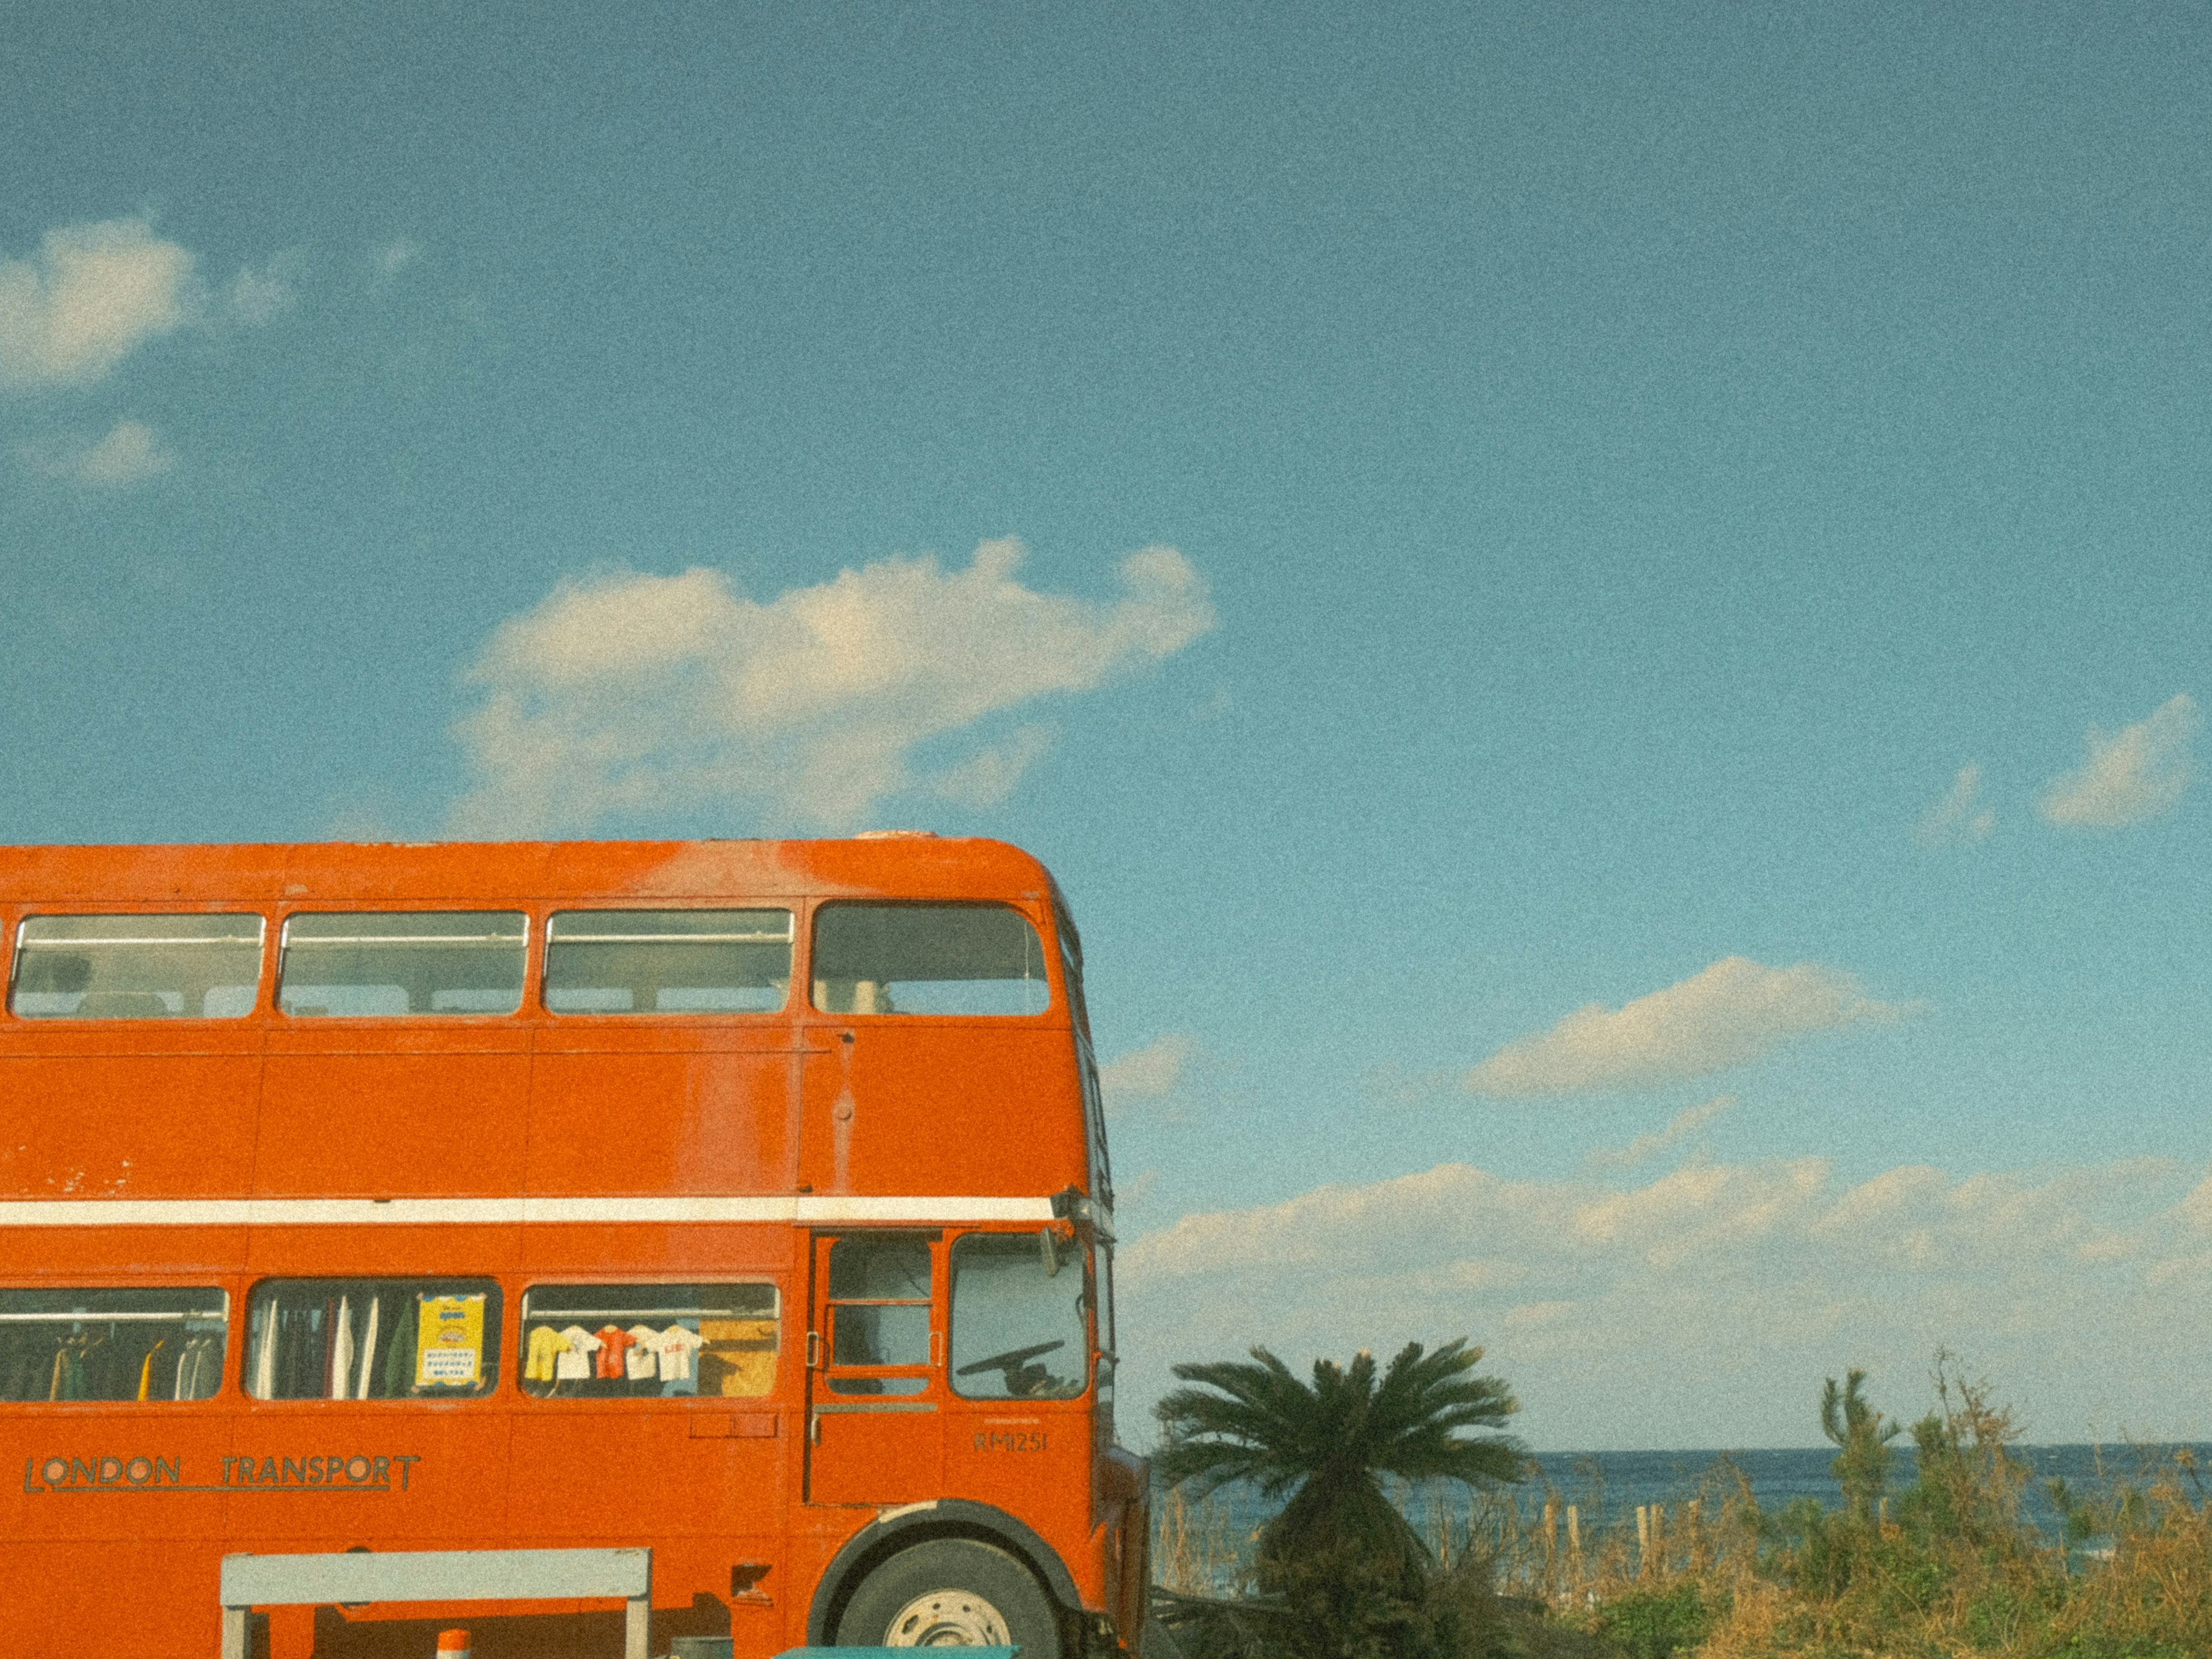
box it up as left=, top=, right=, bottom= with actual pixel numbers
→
left=945, top=1228, right=1094, bottom=1403
left=241, top=1275, right=505, bottom=1403
left=805, top=900, right=1059, bottom=1020
left=6, top=911, right=269, bottom=1023
left=0, top=1285, right=231, bottom=1406
left=516, top=1279, right=783, bottom=1403
left=274, top=910, right=532, bottom=1022
left=537, top=906, right=797, bottom=1020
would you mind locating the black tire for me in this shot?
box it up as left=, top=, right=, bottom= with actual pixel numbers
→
left=836, top=1537, right=1065, bottom=1659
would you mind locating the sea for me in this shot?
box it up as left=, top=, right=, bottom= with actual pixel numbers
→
left=1175, top=1444, right=2212, bottom=1562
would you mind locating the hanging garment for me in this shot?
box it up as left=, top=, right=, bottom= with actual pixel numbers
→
left=82, top=1334, right=122, bottom=1400
left=185, top=1334, right=222, bottom=1400
left=251, top=1302, right=279, bottom=1400
left=137, top=1338, right=171, bottom=1402
left=524, top=1323, right=568, bottom=1382
left=382, top=1308, right=416, bottom=1397
left=320, top=1297, right=340, bottom=1396
left=624, top=1325, right=660, bottom=1380
left=592, top=1324, right=638, bottom=1380
left=555, top=1325, right=600, bottom=1381
left=331, top=1296, right=355, bottom=1400
left=357, top=1298, right=381, bottom=1400
left=649, top=1324, right=706, bottom=1382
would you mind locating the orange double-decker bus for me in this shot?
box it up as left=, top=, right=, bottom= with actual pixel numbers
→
left=0, top=835, right=1147, bottom=1659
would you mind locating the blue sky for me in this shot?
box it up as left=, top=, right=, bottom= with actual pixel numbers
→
left=6, top=2, right=2212, bottom=1448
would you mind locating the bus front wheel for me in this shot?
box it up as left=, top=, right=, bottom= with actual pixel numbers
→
left=837, top=1537, right=1065, bottom=1659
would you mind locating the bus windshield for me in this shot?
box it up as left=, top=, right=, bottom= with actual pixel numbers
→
left=949, top=1232, right=1087, bottom=1400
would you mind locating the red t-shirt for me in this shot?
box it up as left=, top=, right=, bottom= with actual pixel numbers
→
left=594, top=1325, right=638, bottom=1380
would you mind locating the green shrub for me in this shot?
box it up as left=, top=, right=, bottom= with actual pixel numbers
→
left=1588, top=1583, right=1714, bottom=1659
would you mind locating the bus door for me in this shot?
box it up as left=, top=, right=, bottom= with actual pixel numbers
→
left=805, top=1231, right=941, bottom=1505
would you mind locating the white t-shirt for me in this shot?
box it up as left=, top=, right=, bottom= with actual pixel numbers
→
left=650, top=1324, right=706, bottom=1381
left=625, top=1324, right=661, bottom=1380
left=555, top=1324, right=602, bottom=1381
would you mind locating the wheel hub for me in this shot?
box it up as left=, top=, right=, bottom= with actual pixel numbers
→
left=882, top=1587, right=1013, bottom=1646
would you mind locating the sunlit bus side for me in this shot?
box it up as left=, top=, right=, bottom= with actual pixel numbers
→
left=0, top=836, right=1146, bottom=1659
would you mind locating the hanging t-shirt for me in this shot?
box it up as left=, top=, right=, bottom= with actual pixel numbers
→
left=593, top=1324, right=638, bottom=1380
left=525, top=1323, right=569, bottom=1382
left=624, top=1325, right=660, bottom=1380
left=555, top=1325, right=601, bottom=1381
left=650, top=1324, right=706, bottom=1382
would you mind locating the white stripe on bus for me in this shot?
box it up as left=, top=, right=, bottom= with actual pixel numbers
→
left=0, top=1195, right=1057, bottom=1228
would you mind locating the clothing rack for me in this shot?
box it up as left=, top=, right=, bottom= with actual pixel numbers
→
left=0, top=1310, right=219, bottom=1324
left=524, top=1308, right=746, bottom=1319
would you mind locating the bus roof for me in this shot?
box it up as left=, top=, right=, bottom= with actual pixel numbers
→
left=0, top=836, right=1062, bottom=908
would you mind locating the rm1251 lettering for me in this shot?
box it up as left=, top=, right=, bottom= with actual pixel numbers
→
left=974, top=1430, right=1047, bottom=1452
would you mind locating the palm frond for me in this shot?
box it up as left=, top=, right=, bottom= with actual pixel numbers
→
left=1154, top=1338, right=1527, bottom=1531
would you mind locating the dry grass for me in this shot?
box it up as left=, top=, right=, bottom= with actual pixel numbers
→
left=1154, top=1484, right=1262, bottom=1597
left=1153, top=1367, right=2212, bottom=1658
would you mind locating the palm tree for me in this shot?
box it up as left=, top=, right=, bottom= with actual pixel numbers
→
left=1153, top=1339, right=1524, bottom=1593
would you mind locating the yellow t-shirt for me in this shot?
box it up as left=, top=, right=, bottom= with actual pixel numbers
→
left=524, top=1323, right=568, bottom=1382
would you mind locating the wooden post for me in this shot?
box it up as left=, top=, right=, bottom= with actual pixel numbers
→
left=1635, top=1505, right=1650, bottom=1580
left=1542, top=1495, right=1559, bottom=1607
left=1687, top=1497, right=1705, bottom=1574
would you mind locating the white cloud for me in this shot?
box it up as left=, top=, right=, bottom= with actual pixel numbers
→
left=227, top=256, right=299, bottom=326
left=0, top=218, right=195, bottom=387
left=1117, top=1156, right=2212, bottom=1448
left=373, top=237, right=423, bottom=277
left=1099, top=1033, right=1196, bottom=1118
left=1463, top=957, right=1913, bottom=1098
left=931, top=724, right=1055, bottom=809
left=2040, top=694, right=2199, bottom=829
left=448, top=538, right=1214, bottom=835
left=22, top=418, right=175, bottom=488
left=1585, top=1094, right=1736, bottom=1171
left=1916, top=763, right=1994, bottom=846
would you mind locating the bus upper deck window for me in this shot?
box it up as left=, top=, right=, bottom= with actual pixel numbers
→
left=544, top=910, right=792, bottom=1014
left=810, top=903, right=1049, bottom=1016
left=278, top=912, right=527, bottom=1017
left=0, top=1287, right=228, bottom=1401
left=9, top=914, right=263, bottom=1020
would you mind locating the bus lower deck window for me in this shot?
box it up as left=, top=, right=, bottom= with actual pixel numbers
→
left=810, top=903, right=1050, bottom=1016
left=0, top=1288, right=227, bottom=1401
left=245, top=1279, right=501, bottom=1399
left=9, top=915, right=263, bottom=1020
left=520, top=1283, right=778, bottom=1399
left=278, top=912, right=527, bottom=1017
left=544, top=910, right=793, bottom=1014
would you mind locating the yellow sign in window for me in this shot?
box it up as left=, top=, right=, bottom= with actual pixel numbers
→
left=415, top=1294, right=485, bottom=1388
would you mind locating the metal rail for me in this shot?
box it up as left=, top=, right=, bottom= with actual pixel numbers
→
left=218, top=1547, right=650, bottom=1659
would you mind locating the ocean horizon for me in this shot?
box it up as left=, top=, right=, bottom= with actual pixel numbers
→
left=1168, top=1443, right=2212, bottom=1558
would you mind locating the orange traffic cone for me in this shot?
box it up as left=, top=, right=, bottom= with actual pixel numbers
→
left=435, top=1631, right=471, bottom=1659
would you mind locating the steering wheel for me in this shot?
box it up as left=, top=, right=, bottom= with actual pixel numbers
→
left=954, top=1339, right=1066, bottom=1377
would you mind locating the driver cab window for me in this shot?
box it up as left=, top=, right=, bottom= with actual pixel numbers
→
left=949, top=1232, right=1087, bottom=1400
